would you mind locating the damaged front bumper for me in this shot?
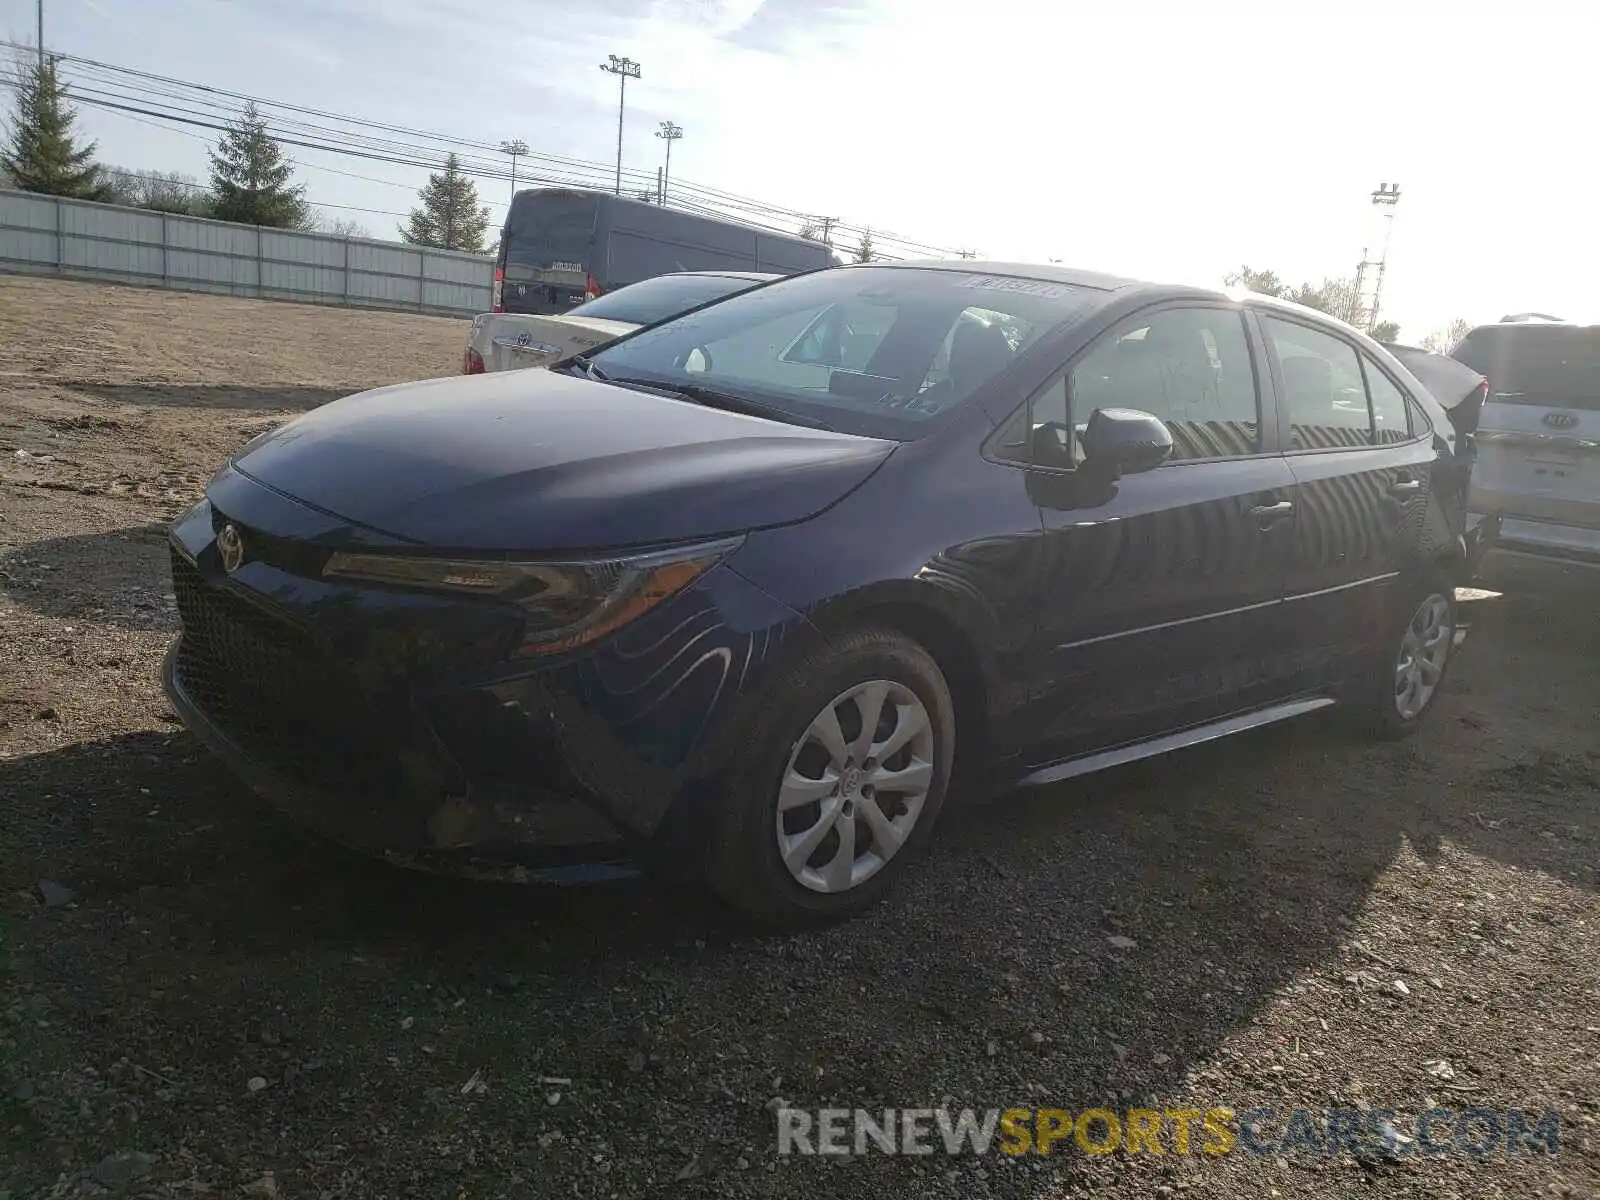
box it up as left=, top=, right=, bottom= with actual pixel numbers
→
left=162, top=640, right=638, bottom=884
left=160, top=478, right=806, bottom=883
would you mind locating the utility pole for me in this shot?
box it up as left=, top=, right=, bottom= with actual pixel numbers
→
left=37, top=0, right=45, bottom=69
left=819, top=216, right=836, bottom=248
left=956, top=249, right=977, bottom=260
left=655, top=121, right=682, bottom=205
left=1351, top=182, right=1400, bottom=331
left=499, top=140, right=529, bottom=207
left=598, top=55, right=641, bottom=197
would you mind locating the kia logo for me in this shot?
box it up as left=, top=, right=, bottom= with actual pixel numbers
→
left=1543, top=412, right=1578, bottom=430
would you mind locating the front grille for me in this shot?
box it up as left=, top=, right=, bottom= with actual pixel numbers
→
left=170, top=549, right=398, bottom=791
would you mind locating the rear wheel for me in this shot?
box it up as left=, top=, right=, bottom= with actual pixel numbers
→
left=1360, top=576, right=1457, bottom=737
left=705, top=627, right=955, bottom=928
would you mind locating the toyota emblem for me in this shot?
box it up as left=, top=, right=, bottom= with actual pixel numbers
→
left=217, top=523, right=245, bottom=573
left=1542, top=412, right=1578, bottom=430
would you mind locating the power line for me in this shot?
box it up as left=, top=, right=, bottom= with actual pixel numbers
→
left=46, top=53, right=949, bottom=252
left=0, top=40, right=963, bottom=255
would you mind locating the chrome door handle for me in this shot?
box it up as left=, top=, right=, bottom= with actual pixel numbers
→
left=1249, top=500, right=1295, bottom=524
left=1388, top=479, right=1422, bottom=497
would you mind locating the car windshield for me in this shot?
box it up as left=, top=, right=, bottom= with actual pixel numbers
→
left=1454, top=326, right=1600, bottom=410
left=586, top=266, right=1104, bottom=439
left=569, top=274, right=763, bottom=326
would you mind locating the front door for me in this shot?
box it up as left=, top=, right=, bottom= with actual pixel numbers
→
left=1017, top=303, right=1298, bottom=766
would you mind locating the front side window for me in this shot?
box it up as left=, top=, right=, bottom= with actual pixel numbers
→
left=1261, top=316, right=1371, bottom=450
left=588, top=267, right=1102, bottom=440
left=1363, top=356, right=1413, bottom=444
left=1067, top=306, right=1261, bottom=460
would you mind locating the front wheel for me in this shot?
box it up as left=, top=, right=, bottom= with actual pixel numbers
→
left=1360, top=577, right=1457, bottom=737
left=705, top=627, right=955, bottom=928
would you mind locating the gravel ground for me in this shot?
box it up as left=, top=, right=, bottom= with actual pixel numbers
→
left=1, top=276, right=1596, bottom=1200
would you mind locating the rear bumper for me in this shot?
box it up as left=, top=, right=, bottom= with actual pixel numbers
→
left=1471, top=513, right=1600, bottom=564
left=1469, top=513, right=1600, bottom=589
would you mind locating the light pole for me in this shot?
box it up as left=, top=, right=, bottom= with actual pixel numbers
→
left=499, top=139, right=529, bottom=206
left=655, top=121, right=682, bottom=205
left=598, top=54, right=641, bottom=196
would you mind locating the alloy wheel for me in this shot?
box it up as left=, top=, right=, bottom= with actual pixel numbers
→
left=1394, top=592, right=1452, bottom=720
left=775, top=679, right=936, bottom=894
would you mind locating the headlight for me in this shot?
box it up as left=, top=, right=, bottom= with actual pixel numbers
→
left=322, top=537, right=743, bottom=656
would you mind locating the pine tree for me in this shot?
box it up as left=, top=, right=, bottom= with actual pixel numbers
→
left=852, top=229, right=876, bottom=264
left=400, top=154, right=490, bottom=252
left=1, top=57, right=112, bottom=200
left=207, top=102, right=309, bottom=228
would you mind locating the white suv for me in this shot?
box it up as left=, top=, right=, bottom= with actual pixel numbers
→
left=1452, top=318, right=1600, bottom=571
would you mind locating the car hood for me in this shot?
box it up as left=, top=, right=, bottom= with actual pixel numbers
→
left=229, top=370, right=895, bottom=552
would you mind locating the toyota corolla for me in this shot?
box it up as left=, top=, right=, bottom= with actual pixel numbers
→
left=165, top=262, right=1477, bottom=926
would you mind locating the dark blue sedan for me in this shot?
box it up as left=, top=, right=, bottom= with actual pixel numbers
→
left=165, top=262, right=1476, bottom=925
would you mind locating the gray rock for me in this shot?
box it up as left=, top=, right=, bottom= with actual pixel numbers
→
left=36, top=879, right=76, bottom=907
left=90, top=1151, right=156, bottom=1190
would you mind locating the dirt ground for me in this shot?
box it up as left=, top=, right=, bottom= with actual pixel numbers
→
left=0, top=275, right=1595, bottom=1200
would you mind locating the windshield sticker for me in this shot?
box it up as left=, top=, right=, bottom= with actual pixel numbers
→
left=959, top=275, right=1076, bottom=299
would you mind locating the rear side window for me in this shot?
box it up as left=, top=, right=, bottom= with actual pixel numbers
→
left=1453, top=326, right=1600, bottom=410
left=1068, top=306, right=1261, bottom=460
left=1261, top=317, right=1371, bottom=450
left=1362, top=357, right=1412, bottom=444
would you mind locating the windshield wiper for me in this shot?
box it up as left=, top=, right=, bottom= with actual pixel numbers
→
left=661, top=382, right=829, bottom=430
left=573, top=369, right=829, bottom=430
left=561, top=354, right=610, bottom=381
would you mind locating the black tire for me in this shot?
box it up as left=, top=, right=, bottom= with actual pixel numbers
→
left=704, top=625, right=956, bottom=929
left=1357, top=572, right=1458, bottom=738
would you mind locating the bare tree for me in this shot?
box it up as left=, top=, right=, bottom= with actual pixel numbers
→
left=1422, top=318, right=1472, bottom=356
left=1225, top=265, right=1357, bottom=322
left=103, top=166, right=206, bottom=214
left=312, top=213, right=371, bottom=238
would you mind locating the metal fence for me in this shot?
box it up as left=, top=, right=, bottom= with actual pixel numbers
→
left=0, top=189, right=493, bottom=317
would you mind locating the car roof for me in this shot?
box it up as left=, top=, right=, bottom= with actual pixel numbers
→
left=884, top=259, right=1144, bottom=292
left=826, top=260, right=1420, bottom=350
left=850, top=261, right=1363, bottom=325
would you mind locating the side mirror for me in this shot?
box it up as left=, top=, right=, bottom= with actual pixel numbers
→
left=1080, top=407, right=1173, bottom=476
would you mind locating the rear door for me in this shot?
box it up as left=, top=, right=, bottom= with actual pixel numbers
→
left=1259, top=313, right=1440, bottom=690
left=499, top=192, right=599, bottom=314
left=1453, top=325, right=1600, bottom=548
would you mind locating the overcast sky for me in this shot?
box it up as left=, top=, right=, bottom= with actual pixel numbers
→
left=2, top=0, right=1593, bottom=340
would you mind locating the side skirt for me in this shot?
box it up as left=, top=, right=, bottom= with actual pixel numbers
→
left=1018, top=697, right=1336, bottom=788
